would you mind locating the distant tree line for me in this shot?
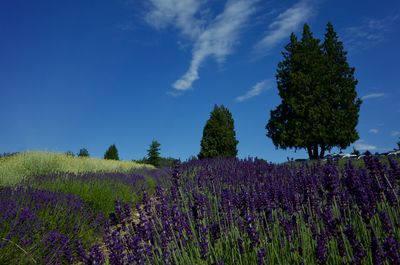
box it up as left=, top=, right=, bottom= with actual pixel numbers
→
left=0, top=152, right=19, bottom=158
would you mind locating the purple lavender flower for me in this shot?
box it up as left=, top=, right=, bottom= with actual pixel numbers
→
left=257, top=248, right=267, bottom=265
left=75, top=239, right=88, bottom=264
left=245, top=212, right=260, bottom=248
left=315, top=232, right=328, bottom=265
left=114, top=199, right=127, bottom=225
left=344, top=225, right=366, bottom=265
left=127, top=234, right=145, bottom=265
left=323, top=164, right=339, bottom=202
left=383, top=236, right=400, bottom=265
left=280, top=215, right=297, bottom=241
left=379, top=211, right=393, bottom=235
left=344, top=163, right=376, bottom=222
left=210, top=222, right=221, bottom=243
left=197, top=222, right=209, bottom=260
left=237, top=238, right=244, bottom=254
left=388, top=158, right=400, bottom=184
left=371, top=231, right=384, bottom=265
left=43, top=230, right=73, bottom=264
left=172, top=159, right=181, bottom=187
left=337, top=237, right=346, bottom=257
left=320, top=205, right=338, bottom=238
left=104, top=229, right=126, bottom=265
left=87, top=244, right=105, bottom=265
left=6, top=207, right=41, bottom=247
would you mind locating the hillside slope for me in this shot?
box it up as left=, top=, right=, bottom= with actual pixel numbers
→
left=0, top=151, right=153, bottom=186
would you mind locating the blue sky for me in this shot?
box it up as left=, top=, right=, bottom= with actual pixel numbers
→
left=0, top=0, right=399, bottom=162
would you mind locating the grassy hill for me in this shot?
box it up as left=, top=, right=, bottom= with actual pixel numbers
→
left=0, top=151, right=154, bottom=186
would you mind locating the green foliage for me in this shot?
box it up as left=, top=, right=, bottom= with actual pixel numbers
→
left=77, top=148, right=90, bottom=157
left=266, top=23, right=361, bottom=160
left=158, top=157, right=178, bottom=168
left=65, top=150, right=75, bottom=157
left=147, top=140, right=161, bottom=167
left=397, top=137, right=400, bottom=150
left=104, top=144, right=119, bottom=160
left=135, top=156, right=177, bottom=168
left=199, top=105, right=238, bottom=159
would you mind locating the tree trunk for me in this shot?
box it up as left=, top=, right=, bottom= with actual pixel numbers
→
left=307, top=145, right=313, bottom=160
left=313, top=145, right=319, bottom=160
left=319, top=145, right=326, bottom=159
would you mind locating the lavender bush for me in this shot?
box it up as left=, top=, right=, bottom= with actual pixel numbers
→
left=0, top=186, right=104, bottom=264
left=104, top=156, right=400, bottom=264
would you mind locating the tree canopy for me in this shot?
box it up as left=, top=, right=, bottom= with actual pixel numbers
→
left=77, top=148, right=90, bottom=157
left=266, top=23, right=361, bottom=159
left=199, top=105, right=238, bottom=159
left=147, top=140, right=161, bottom=167
left=104, top=144, right=119, bottom=160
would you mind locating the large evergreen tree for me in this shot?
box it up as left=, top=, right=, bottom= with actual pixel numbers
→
left=266, top=23, right=361, bottom=159
left=199, top=105, right=238, bottom=159
left=104, top=144, right=119, bottom=160
left=147, top=140, right=161, bottom=167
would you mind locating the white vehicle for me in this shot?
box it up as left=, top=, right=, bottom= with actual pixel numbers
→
left=339, top=153, right=358, bottom=159
left=388, top=150, right=400, bottom=156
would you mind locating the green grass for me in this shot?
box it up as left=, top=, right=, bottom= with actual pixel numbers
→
left=32, top=177, right=149, bottom=214
left=0, top=151, right=154, bottom=186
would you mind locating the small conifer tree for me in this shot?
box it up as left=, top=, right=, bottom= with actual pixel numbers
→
left=147, top=140, right=161, bottom=167
left=104, top=144, right=119, bottom=160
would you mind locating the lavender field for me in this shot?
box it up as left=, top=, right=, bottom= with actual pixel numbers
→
left=1, top=154, right=399, bottom=264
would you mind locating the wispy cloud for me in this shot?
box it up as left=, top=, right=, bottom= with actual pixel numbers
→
left=236, top=79, right=272, bottom=102
left=391, top=131, right=400, bottom=137
left=354, top=140, right=377, bottom=151
left=145, top=0, right=206, bottom=40
left=173, top=0, right=257, bottom=91
left=361, top=93, right=385, bottom=100
left=144, top=0, right=257, bottom=92
left=344, top=14, right=399, bottom=52
left=253, top=0, right=314, bottom=56
left=116, top=21, right=136, bottom=31
left=369, top=129, right=379, bottom=134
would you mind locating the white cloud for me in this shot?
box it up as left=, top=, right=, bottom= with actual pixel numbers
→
left=173, top=0, right=257, bottom=91
left=236, top=79, right=272, bottom=102
left=361, top=93, right=385, bottom=100
left=354, top=140, right=377, bottom=151
left=145, top=0, right=206, bottom=40
left=145, top=0, right=257, bottom=92
left=253, top=0, right=314, bottom=55
left=369, top=128, right=379, bottom=134
left=391, top=131, right=400, bottom=137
